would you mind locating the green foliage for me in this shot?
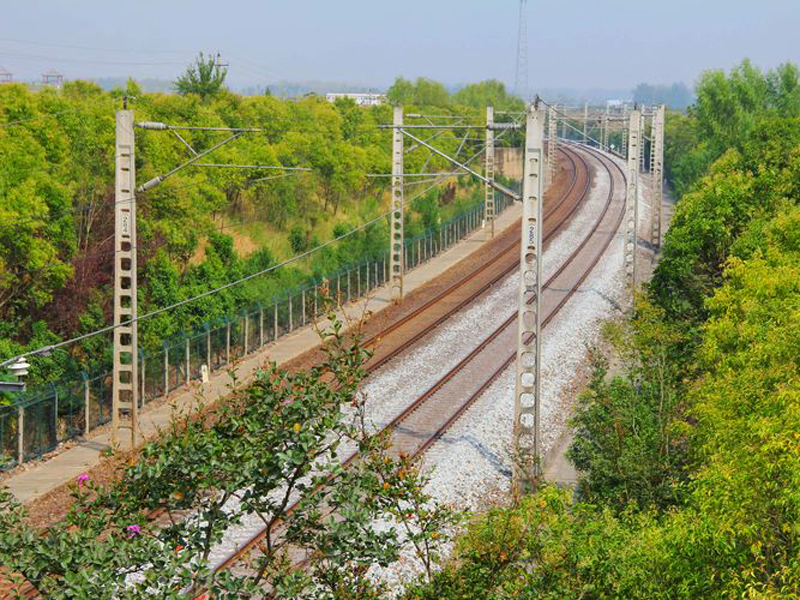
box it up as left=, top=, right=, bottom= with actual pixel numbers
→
left=0, top=313, right=459, bottom=596
left=173, top=52, right=228, bottom=100
left=453, top=80, right=525, bottom=112
left=387, top=77, right=451, bottom=107
left=569, top=300, right=689, bottom=511
left=0, top=78, right=498, bottom=388
left=409, top=60, right=800, bottom=598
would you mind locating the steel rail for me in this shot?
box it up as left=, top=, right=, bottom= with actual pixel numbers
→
left=210, top=145, right=597, bottom=577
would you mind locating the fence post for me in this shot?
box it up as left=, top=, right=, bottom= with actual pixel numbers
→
left=54, top=388, right=59, bottom=443
left=84, top=375, right=90, bottom=437
left=383, top=255, right=387, bottom=283
left=163, top=342, right=169, bottom=397
left=314, top=283, right=319, bottom=316
left=357, top=266, right=361, bottom=297
left=259, top=306, right=264, bottom=347
left=337, top=273, right=341, bottom=303
left=244, top=312, right=249, bottom=352
left=185, top=339, right=190, bottom=386
left=226, top=320, right=231, bottom=364
left=302, top=289, right=306, bottom=326
left=140, top=352, right=146, bottom=407
left=17, top=405, right=23, bottom=465
left=274, top=302, right=278, bottom=341
left=366, top=262, right=370, bottom=291
left=206, top=327, right=211, bottom=372
left=288, top=294, right=294, bottom=332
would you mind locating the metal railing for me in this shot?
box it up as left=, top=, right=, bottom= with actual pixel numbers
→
left=0, top=192, right=517, bottom=469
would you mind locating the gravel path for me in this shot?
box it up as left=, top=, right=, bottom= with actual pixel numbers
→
left=370, top=149, right=651, bottom=591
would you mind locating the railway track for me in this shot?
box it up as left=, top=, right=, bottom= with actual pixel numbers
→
left=385, top=144, right=626, bottom=465
left=0, top=146, right=593, bottom=600
left=360, top=145, right=590, bottom=374
left=213, top=144, right=622, bottom=578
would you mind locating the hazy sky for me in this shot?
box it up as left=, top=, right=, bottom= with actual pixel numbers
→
left=2, top=0, right=799, bottom=92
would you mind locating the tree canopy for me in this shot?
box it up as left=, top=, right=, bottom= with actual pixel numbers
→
left=173, top=52, right=228, bottom=99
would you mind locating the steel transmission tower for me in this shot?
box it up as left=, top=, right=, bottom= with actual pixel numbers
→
left=514, top=0, right=529, bottom=100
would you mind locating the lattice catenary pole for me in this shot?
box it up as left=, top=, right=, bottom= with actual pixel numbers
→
left=547, top=104, right=558, bottom=182
left=112, top=110, right=139, bottom=447
left=650, top=104, right=665, bottom=248
left=621, top=106, right=629, bottom=161
left=639, top=108, right=647, bottom=173
left=485, top=105, right=496, bottom=237
left=582, top=101, right=588, bottom=143
left=390, top=106, right=404, bottom=301
left=624, top=109, right=642, bottom=288
left=513, top=103, right=545, bottom=496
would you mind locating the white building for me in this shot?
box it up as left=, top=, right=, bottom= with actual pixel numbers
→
left=325, top=92, right=386, bottom=106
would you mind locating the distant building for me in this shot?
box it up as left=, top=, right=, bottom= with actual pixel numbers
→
left=325, top=92, right=386, bottom=106
left=41, top=69, right=63, bottom=89
left=0, top=66, right=12, bottom=84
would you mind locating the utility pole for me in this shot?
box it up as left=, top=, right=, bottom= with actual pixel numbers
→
left=639, top=109, right=647, bottom=173
left=601, top=104, right=609, bottom=151
left=112, top=110, right=139, bottom=448
left=513, top=102, right=544, bottom=496
left=485, top=105, right=496, bottom=237
left=624, top=109, right=641, bottom=289
left=547, top=104, right=558, bottom=183
left=621, top=106, right=629, bottom=161
left=390, top=106, right=404, bottom=301
left=650, top=104, right=665, bottom=249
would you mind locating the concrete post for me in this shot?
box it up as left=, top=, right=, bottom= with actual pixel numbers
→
left=390, top=106, right=404, bottom=300
left=650, top=105, right=666, bottom=249
left=273, top=302, right=278, bottom=341
left=547, top=104, right=558, bottom=183
left=485, top=105, right=496, bottom=237
left=514, top=103, right=545, bottom=496
left=640, top=109, right=647, bottom=173
left=185, top=339, right=190, bottom=386
left=112, top=109, right=139, bottom=448
left=625, top=109, right=642, bottom=289
left=288, top=295, right=293, bottom=332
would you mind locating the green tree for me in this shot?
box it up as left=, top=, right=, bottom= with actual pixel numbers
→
left=173, top=52, right=227, bottom=100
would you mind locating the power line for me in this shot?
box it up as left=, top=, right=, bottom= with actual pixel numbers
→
left=0, top=132, right=495, bottom=369
left=0, top=36, right=192, bottom=56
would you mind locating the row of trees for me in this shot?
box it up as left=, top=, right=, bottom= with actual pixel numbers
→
left=0, top=70, right=517, bottom=390
left=408, top=59, right=800, bottom=597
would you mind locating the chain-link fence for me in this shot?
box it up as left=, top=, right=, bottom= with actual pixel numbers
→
left=2, top=196, right=516, bottom=469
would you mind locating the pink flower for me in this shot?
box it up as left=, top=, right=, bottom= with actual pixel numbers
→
left=77, top=472, right=90, bottom=486
left=283, top=398, right=294, bottom=405
left=126, top=524, right=142, bottom=538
